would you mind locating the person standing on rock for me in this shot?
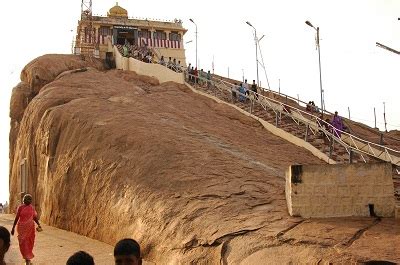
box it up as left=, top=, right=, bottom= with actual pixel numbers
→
left=251, top=80, right=258, bottom=100
left=11, top=194, right=42, bottom=265
left=331, top=111, right=344, bottom=137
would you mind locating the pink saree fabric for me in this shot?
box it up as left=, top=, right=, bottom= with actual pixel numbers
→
left=16, top=204, right=37, bottom=260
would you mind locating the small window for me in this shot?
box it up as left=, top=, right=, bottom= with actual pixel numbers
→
left=99, top=26, right=112, bottom=36
left=169, top=32, right=181, bottom=41
left=153, top=30, right=166, bottom=40
left=138, top=29, right=151, bottom=39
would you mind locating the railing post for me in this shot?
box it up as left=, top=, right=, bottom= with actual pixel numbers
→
left=380, top=133, right=384, bottom=145
left=329, top=137, right=333, bottom=158
left=304, top=124, right=309, bottom=142
left=349, top=149, right=353, bottom=163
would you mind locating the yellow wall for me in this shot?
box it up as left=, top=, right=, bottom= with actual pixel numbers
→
left=114, top=46, right=129, bottom=70
left=152, top=48, right=187, bottom=67
left=285, top=163, right=395, bottom=218
left=128, top=58, right=184, bottom=84
left=114, top=46, right=184, bottom=84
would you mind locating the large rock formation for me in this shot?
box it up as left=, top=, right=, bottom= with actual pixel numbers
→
left=9, top=55, right=399, bottom=264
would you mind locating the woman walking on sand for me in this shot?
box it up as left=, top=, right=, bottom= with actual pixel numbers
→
left=11, top=194, right=42, bottom=265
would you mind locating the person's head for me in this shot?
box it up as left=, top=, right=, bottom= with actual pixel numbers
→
left=114, top=239, right=142, bottom=265
left=23, top=194, right=32, bottom=205
left=253, top=80, right=255, bottom=84
left=245, top=79, right=247, bottom=83
left=66, top=251, right=95, bottom=265
left=335, top=111, right=338, bottom=116
left=0, top=226, right=10, bottom=260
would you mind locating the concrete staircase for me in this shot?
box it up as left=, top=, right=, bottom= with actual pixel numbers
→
left=189, top=81, right=377, bottom=165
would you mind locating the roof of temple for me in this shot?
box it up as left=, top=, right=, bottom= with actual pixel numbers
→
left=108, top=2, right=128, bottom=18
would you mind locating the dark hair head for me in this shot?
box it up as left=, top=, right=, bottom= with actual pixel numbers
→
left=23, top=194, right=32, bottom=205
left=114, top=238, right=141, bottom=258
left=66, top=251, right=95, bottom=265
left=0, top=226, right=10, bottom=250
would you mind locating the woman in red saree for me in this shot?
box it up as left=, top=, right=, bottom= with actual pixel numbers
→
left=11, top=194, right=42, bottom=265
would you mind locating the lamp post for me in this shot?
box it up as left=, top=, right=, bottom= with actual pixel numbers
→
left=246, top=21, right=260, bottom=88
left=305, top=20, right=324, bottom=116
left=189, top=18, right=198, bottom=69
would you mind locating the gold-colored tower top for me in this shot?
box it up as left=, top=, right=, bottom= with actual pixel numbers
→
left=107, top=2, right=128, bottom=18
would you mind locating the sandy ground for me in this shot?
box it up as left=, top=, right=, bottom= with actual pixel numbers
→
left=1, top=214, right=115, bottom=264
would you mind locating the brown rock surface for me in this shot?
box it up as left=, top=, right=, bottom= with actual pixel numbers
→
left=9, top=55, right=400, bottom=264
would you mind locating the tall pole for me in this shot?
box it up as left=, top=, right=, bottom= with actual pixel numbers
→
left=246, top=21, right=260, bottom=88
left=71, top=30, right=74, bottom=54
left=189, top=19, right=198, bottom=69
left=212, top=55, right=215, bottom=74
left=279, top=78, right=280, bottom=95
left=254, top=28, right=260, bottom=88
left=383, top=102, right=387, bottom=132
left=316, top=27, right=324, bottom=117
left=306, top=21, right=324, bottom=117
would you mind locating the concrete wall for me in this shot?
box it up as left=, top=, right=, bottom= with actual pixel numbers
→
left=114, top=46, right=184, bottom=84
left=152, top=47, right=187, bottom=67
left=114, top=46, right=129, bottom=71
left=286, top=163, right=395, bottom=218
left=128, top=57, right=184, bottom=84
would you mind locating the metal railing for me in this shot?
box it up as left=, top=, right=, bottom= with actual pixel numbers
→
left=210, top=74, right=400, bottom=145
left=185, top=72, right=400, bottom=166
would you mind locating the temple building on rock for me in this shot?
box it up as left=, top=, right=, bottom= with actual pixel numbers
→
left=74, top=2, right=187, bottom=65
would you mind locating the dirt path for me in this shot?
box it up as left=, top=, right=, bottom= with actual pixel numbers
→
left=1, top=214, right=115, bottom=264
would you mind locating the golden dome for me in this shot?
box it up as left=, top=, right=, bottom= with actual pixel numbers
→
left=108, top=2, right=128, bottom=18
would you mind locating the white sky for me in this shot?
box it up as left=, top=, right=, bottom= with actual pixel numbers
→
left=0, top=0, right=399, bottom=202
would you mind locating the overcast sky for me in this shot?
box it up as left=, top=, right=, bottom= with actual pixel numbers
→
left=0, top=0, right=399, bottom=202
